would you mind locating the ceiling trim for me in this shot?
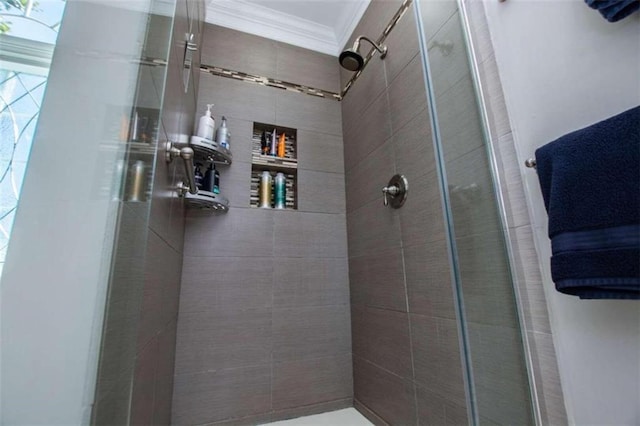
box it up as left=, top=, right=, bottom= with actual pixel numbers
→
left=205, top=0, right=370, bottom=57
left=334, top=1, right=370, bottom=52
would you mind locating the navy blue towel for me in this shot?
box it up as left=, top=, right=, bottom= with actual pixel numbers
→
left=535, top=106, right=640, bottom=299
left=585, top=0, right=640, bottom=22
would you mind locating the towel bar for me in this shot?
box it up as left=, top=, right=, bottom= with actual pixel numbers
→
left=525, top=158, right=537, bottom=169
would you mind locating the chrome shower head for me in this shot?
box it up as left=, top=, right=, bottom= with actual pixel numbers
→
left=338, top=35, right=387, bottom=72
left=339, top=49, right=364, bottom=72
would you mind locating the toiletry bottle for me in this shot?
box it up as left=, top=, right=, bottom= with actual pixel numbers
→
left=194, top=163, right=204, bottom=190
left=274, top=172, right=286, bottom=209
left=270, top=128, right=278, bottom=156
left=203, top=163, right=214, bottom=193
left=259, top=171, right=272, bottom=208
left=277, top=133, right=286, bottom=158
left=196, top=103, right=215, bottom=141
left=213, top=164, right=220, bottom=194
left=127, top=160, right=146, bottom=202
left=261, top=130, right=269, bottom=155
left=216, top=116, right=230, bottom=149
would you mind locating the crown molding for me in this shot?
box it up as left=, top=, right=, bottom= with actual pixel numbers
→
left=334, top=0, right=370, bottom=52
left=205, top=0, right=370, bottom=56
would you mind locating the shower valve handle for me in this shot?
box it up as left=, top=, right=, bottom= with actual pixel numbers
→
left=382, top=185, right=400, bottom=206
left=382, top=175, right=409, bottom=209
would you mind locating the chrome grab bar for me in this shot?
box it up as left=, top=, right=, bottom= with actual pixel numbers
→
left=165, top=141, right=198, bottom=195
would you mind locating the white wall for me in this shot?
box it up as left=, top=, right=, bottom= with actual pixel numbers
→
left=0, top=1, right=150, bottom=423
left=482, top=1, right=640, bottom=424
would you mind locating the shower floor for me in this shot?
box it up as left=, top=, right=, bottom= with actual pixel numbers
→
left=261, top=408, right=373, bottom=426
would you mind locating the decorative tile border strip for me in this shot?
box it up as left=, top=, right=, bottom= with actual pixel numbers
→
left=340, top=0, right=413, bottom=99
left=198, top=0, right=411, bottom=102
left=200, top=64, right=342, bottom=101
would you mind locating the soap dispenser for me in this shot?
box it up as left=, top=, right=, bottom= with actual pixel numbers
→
left=196, top=103, right=215, bottom=141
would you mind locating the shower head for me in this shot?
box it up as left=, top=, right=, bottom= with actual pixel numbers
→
left=339, top=35, right=387, bottom=72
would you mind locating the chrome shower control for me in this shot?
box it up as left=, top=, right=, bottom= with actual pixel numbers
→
left=382, top=174, right=408, bottom=208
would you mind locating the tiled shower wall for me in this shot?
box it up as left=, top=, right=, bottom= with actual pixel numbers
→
left=341, top=1, right=469, bottom=424
left=172, top=25, right=351, bottom=425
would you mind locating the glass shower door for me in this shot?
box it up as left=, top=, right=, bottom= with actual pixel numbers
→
left=415, top=0, right=535, bottom=424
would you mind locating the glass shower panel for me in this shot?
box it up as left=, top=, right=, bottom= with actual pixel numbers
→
left=91, top=1, right=175, bottom=423
left=415, top=1, right=534, bottom=424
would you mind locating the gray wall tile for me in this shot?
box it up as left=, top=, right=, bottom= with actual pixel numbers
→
left=180, top=256, right=273, bottom=312
left=275, top=89, right=342, bottom=136
left=347, top=199, right=402, bottom=258
left=455, top=231, right=519, bottom=327
left=345, top=140, right=395, bottom=213
left=297, top=130, right=345, bottom=174
left=349, top=248, right=407, bottom=312
left=130, top=338, right=157, bottom=426
left=445, top=146, right=503, bottom=238
left=496, top=132, right=529, bottom=229
left=153, top=320, right=178, bottom=425
left=416, top=384, right=469, bottom=426
left=425, top=11, right=468, bottom=99
left=468, top=323, right=534, bottom=425
left=353, top=356, right=416, bottom=426
left=185, top=208, right=273, bottom=257
left=351, top=304, right=413, bottom=378
left=435, top=74, right=485, bottom=162
left=273, top=211, right=347, bottom=258
left=387, top=54, right=427, bottom=133
left=276, top=42, right=340, bottom=93
left=272, top=305, right=351, bottom=362
left=510, top=225, right=552, bottom=334
left=198, top=72, right=276, bottom=125
left=391, top=108, right=435, bottom=179
left=172, top=366, right=271, bottom=425
left=201, top=24, right=277, bottom=77
left=272, top=354, right=353, bottom=410
left=273, top=257, right=349, bottom=308
left=217, top=161, right=251, bottom=208
left=174, top=307, right=271, bottom=375
left=297, top=169, right=346, bottom=214
left=410, top=314, right=466, bottom=406
left=384, top=8, right=420, bottom=85
left=404, top=240, right=456, bottom=319
left=417, top=0, right=458, bottom=43
left=341, top=56, right=387, bottom=129
left=528, top=331, right=568, bottom=426
left=398, top=170, right=447, bottom=248
left=343, top=92, right=392, bottom=172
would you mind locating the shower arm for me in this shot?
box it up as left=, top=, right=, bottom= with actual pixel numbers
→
left=354, top=36, right=387, bottom=59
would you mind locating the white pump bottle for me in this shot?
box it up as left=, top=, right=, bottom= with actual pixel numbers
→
left=196, top=103, right=215, bottom=141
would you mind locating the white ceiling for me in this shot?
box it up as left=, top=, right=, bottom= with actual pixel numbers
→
left=205, top=0, right=370, bottom=56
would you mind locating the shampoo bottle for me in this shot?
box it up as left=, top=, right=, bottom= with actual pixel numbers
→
left=259, top=171, right=272, bottom=208
left=196, top=104, right=215, bottom=141
left=203, top=163, right=221, bottom=194
left=274, top=172, right=286, bottom=209
left=270, top=129, right=278, bottom=156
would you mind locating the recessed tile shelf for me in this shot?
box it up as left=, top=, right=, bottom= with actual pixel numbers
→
left=250, top=122, right=298, bottom=210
